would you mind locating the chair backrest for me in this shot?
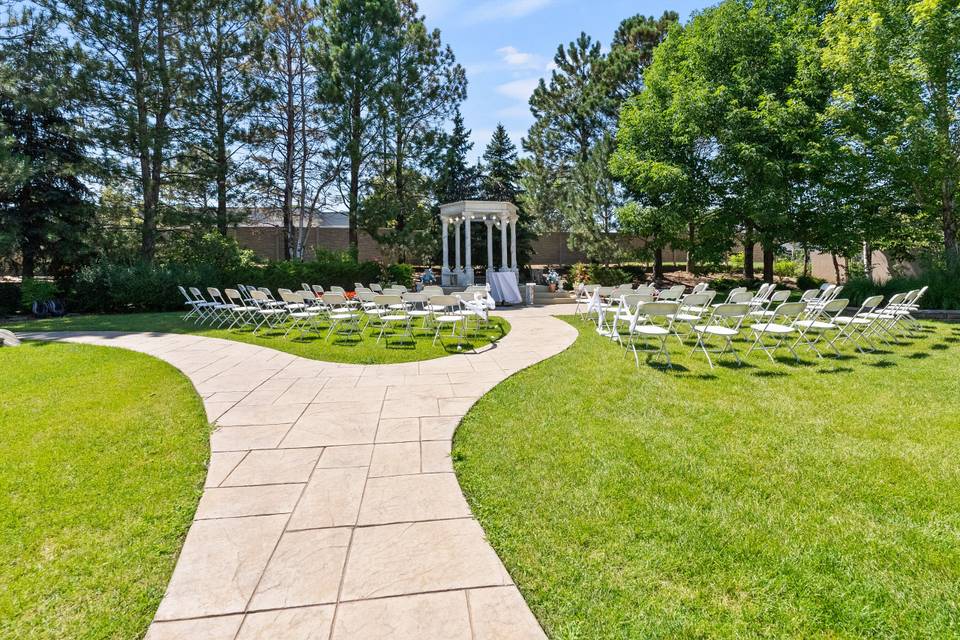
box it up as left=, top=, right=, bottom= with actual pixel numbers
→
left=249, top=289, right=268, bottom=303
left=279, top=290, right=301, bottom=304
left=429, top=295, right=460, bottom=311
left=707, top=302, right=750, bottom=331
left=323, top=293, right=347, bottom=307
left=258, top=287, right=276, bottom=300
left=354, top=282, right=364, bottom=290
left=355, top=286, right=371, bottom=294
left=301, top=282, right=311, bottom=292
left=679, top=292, right=714, bottom=312
left=723, top=286, right=747, bottom=303
left=207, top=287, right=226, bottom=304
left=821, top=298, right=849, bottom=316
left=357, top=291, right=377, bottom=303
left=330, top=286, right=347, bottom=296
left=312, top=284, right=325, bottom=296
left=657, top=288, right=681, bottom=301
left=178, top=285, right=193, bottom=301
left=768, top=290, right=791, bottom=305
left=383, top=287, right=404, bottom=296
left=856, top=295, right=884, bottom=314
left=642, top=301, right=679, bottom=317
left=691, top=282, right=709, bottom=294
left=189, top=287, right=206, bottom=300
left=422, top=285, right=444, bottom=297
left=816, top=284, right=836, bottom=300
left=711, top=302, right=751, bottom=322
left=403, top=292, right=427, bottom=306
left=819, top=282, right=833, bottom=291
left=370, top=283, right=384, bottom=293
left=799, top=289, right=819, bottom=302
left=770, top=301, right=807, bottom=321
left=597, top=286, right=615, bottom=298
left=374, top=294, right=403, bottom=309
left=914, top=285, right=929, bottom=304
left=634, top=285, right=656, bottom=296
left=729, top=291, right=754, bottom=304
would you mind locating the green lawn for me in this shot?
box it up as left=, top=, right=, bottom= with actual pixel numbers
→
left=454, top=317, right=960, bottom=639
left=1, top=311, right=510, bottom=365
left=0, top=342, right=209, bottom=640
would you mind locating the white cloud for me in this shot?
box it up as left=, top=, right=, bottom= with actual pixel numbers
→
left=496, top=103, right=532, bottom=119
left=496, top=77, right=541, bottom=102
left=497, top=45, right=541, bottom=68
left=465, top=0, right=554, bottom=24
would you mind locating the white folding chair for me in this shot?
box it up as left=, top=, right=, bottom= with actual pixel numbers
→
left=373, top=295, right=412, bottom=345
left=745, top=301, right=807, bottom=362
left=248, top=289, right=287, bottom=334
left=691, top=303, right=751, bottom=368
left=657, top=285, right=685, bottom=301
left=793, top=298, right=849, bottom=358
left=428, top=295, right=464, bottom=348
left=669, top=292, right=716, bottom=344
left=830, top=295, right=884, bottom=353
left=323, top=293, right=360, bottom=341
left=623, top=301, right=680, bottom=369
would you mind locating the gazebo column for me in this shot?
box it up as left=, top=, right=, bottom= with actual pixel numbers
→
left=464, top=216, right=473, bottom=284
left=510, top=217, right=518, bottom=272
left=454, top=221, right=462, bottom=277
left=441, top=218, right=450, bottom=274
left=485, top=220, right=494, bottom=274
left=500, top=216, right=509, bottom=271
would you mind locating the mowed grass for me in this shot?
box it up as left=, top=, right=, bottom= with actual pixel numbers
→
left=2, top=311, right=510, bottom=365
left=454, top=317, right=960, bottom=639
left=0, top=342, right=209, bottom=640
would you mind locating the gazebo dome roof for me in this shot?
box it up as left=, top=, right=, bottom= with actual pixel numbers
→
left=439, top=200, right=518, bottom=221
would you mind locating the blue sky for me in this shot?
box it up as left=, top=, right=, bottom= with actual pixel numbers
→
left=416, top=0, right=710, bottom=161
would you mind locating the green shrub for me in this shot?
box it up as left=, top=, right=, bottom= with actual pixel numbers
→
left=727, top=253, right=745, bottom=272
left=159, top=232, right=258, bottom=273
left=384, top=263, right=414, bottom=289
left=0, top=283, right=21, bottom=315
left=843, top=264, right=960, bottom=310
left=796, top=274, right=826, bottom=291
left=590, top=265, right=632, bottom=287
left=20, top=279, right=60, bottom=311
left=774, top=259, right=800, bottom=279
left=569, top=263, right=591, bottom=284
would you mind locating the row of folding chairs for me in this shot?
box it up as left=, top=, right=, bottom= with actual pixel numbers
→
left=177, top=284, right=484, bottom=347
left=591, top=285, right=928, bottom=370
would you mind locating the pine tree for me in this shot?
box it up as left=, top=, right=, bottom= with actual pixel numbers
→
left=0, top=9, right=94, bottom=279
left=433, top=109, right=477, bottom=205
left=481, top=124, right=535, bottom=268
left=178, top=0, right=268, bottom=234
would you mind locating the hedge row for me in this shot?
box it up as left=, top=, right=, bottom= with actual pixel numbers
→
left=66, top=260, right=383, bottom=314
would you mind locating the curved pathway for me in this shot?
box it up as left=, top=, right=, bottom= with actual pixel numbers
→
left=26, top=306, right=577, bottom=640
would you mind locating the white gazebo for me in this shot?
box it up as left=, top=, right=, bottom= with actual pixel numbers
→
left=439, top=200, right=521, bottom=303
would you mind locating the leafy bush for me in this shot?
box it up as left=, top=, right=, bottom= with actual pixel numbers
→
left=159, top=232, right=258, bottom=273
left=774, top=259, right=800, bottom=279
left=383, top=263, right=414, bottom=289
left=20, top=279, right=60, bottom=311
left=796, top=274, right=826, bottom=291
left=727, top=253, right=745, bottom=272
left=843, top=264, right=960, bottom=310
left=569, top=263, right=591, bottom=284
left=65, top=257, right=384, bottom=313
left=0, top=282, right=21, bottom=315
left=590, top=265, right=632, bottom=287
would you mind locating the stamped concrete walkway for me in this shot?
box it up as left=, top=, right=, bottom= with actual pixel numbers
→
left=27, top=306, right=576, bottom=640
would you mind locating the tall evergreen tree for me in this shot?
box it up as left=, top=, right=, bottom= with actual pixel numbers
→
left=313, top=0, right=400, bottom=255
left=0, top=9, right=94, bottom=278
left=178, top=0, right=267, bottom=234
left=481, top=123, right=534, bottom=268
left=45, top=0, right=190, bottom=263
left=362, top=0, right=466, bottom=258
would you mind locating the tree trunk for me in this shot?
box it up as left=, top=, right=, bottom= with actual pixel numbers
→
left=832, top=253, right=842, bottom=284
left=944, top=192, right=958, bottom=267
left=762, top=247, right=774, bottom=283
left=863, top=241, right=873, bottom=283
left=142, top=0, right=171, bottom=265
left=348, top=90, right=362, bottom=256
left=803, top=244, right=811, bottom=277
left=686, top=222, right=695, bottom=272
left=743, top=226, right=755, bottom=280
left=21, top=246, right=36, bottom=280
left=653, top=247, right=664, bottom=282
left=282, top=42, right=295, bottom=261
